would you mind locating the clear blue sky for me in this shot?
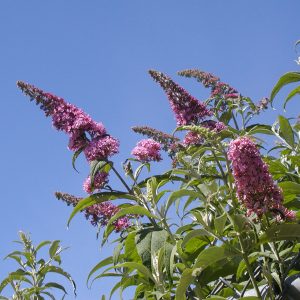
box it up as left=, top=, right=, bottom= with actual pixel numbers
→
left=0, top=1, right=299, bottom=299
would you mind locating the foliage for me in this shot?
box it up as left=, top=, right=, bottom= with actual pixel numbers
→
left=15, top=43, right=300, bottom=299
left=0, top=232, right=76, bottom=300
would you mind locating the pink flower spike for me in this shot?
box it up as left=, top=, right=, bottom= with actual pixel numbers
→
left=228, top=136, right=295, bottom=220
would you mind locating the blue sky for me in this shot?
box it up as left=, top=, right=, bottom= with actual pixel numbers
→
left=0, top=1, right=299, bottom=299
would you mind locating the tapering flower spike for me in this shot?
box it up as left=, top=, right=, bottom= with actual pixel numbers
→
left=148, top=70, right=212, bottom=125
left=228, top=136, right=295, bottom=220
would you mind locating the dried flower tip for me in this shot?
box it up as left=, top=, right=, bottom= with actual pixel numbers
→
left=178, top=69, right=220, bottom=88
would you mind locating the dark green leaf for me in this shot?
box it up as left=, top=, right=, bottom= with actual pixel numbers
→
left=44, top=282, right=67, bottom=294
left=72, top=147, right=84, bottom=173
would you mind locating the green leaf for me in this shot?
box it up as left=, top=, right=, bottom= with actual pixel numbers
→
left=106, top=206, right=158, bottom=230
left=214, top=213, right=227, bottom=234
left=284, top=86, right=300, bottom=109
left=49, top=240, right=60, bottom=258
left=0, top=274, right=31, bottom=293
left=90, top=160, right=111, bottom=187
left=175, top=268, right=194, bottom=300
left=135, top=228, right=168, bottom=269
left=278, top=115, right=295, bottom=147
left=260, top=224, right=300, bottom=243
left=194, top=246, right=238, bottom=269
left=72, top=147, right=84, bottom=173
left=114, top=262, right=155, bottom=282
left=279, top=181, right=300, bottom=196
left=125, top=232, right=141, bottom=263
left=87, top=256, right=113, bottom=285
left=41, top=266, right=76, bottom=296
left=44, top=282, right=67, bottom=294
left=246, top=124, right=274, bottom=136
left=35, top=241, right=52, bottom=253
left=67, top=192, right=135, bottom=226
left=166, top=189, right=199, bottom=213
left=40, top=291, right=55, bottom=300
left=270, top=72, right=300, bottom=103
left=182, top=229, right=211, bottom=248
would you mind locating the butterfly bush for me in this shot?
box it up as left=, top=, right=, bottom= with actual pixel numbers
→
left=228, top=136, right=295, bottom=219
left=18, top=62, right=300, bottom=299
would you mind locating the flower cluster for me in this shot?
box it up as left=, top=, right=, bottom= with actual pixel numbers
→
left=83, top=172, right=109, bottom=194
left=17, top=81, right=119, bottom=194
left=149, top=70, right=212, bottom=125
left=55, top=192, right=130, bottom=231
left=132, top=139, right=162, bottom=162
left=228, top=137, right=295, bottom=220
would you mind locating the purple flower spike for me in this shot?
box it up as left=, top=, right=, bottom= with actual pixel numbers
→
left=149, top=70, right=212, bottom=125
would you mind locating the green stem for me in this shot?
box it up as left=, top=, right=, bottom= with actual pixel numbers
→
left=238, top=235, right=262, bottom=299
left=265, top=216, right=284, bottom=281
left=232, top=112, right=240, bottom=130
left=111, top=164, right=132, bottom=194
left=211, top=149, right=227, bottom=186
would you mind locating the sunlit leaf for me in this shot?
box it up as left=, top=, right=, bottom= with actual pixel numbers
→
left=278, top=115, right=295, bottom=147
left=270, top=72, right=300, bottom=103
